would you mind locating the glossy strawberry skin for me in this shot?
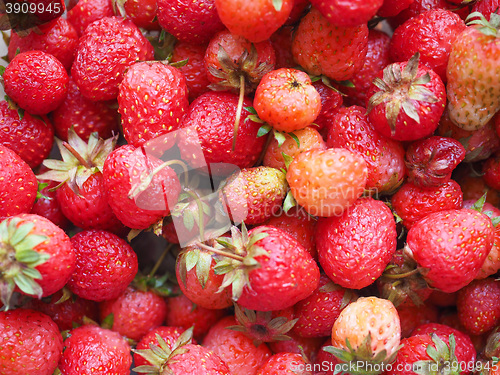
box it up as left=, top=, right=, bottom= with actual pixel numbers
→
left=167, top=343, right=232, bottom=374
left=316, top=197, right=397, bottom=290
left=377, top=0, right=413, bottom=17
left=4, top=50, right=68, bottom=115
left=397, top=303, right=439, bottom=338
left=472, top=0, right=500, bottom=21
left=67, top=229, right=138, bottom=301
left=312, top=81, right=343, bottom=137
left=256, top=352, right=310, bottom=375
left=59, top=325, right=132, bottom=375
left=406, top=209, right=495, bottom=292
left=0, top=101, right=54, bottom=168
left=71, top=17, right=154, bottom=101
left=123, top=0, right=159, bottom=30
left=310, top=0, right=383, bottom=27
left=384, top=334, right=437, bottom=375
left=118, top=61, right=189, bottom=147
left=0, top=309, right=63, bottom=375
left=270, top=26, right=295, bottom=69
left=66, top=0, right=114, bottom=36
left=30, top=179, right=69, bottom=229
left=483, top=154, right=500, bottom=190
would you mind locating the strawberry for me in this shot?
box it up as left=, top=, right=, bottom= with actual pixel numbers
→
left=286, top=148, right=368, bottom=217
left=119, top=0, right=160, bottom=30
left=157, top=0, right=224, bottom=44
left=405, top=208, right=495, bottom=292
left=103, top=144, right=181, bottom=230
left=325, top=296, right=401, bottom=373
left=457, top=278, right=500, bottom=335
left=0, top=100, right=54, bottom=168
left=4, top=50, right=68, bottom=115
left=100, top=286, right=168, bottom=340
left=71, top=16, right=154, bottom=101
left=292, top=274, right=357, bottom=338
left=397, top=302, right=439, bottom=338
left=0, top=309, right=63, bottom=375
left=220, top=166, right=288, bottom=225
left=377, top=0, right=414, bottom=17
left=316, top=197, right=397, bottom=290
left=314, top=339, right=341, bottom=375
left=391, top=180, right=464, bottom=229
left=59, top=324, right=132, bottom=375
left=254, top=68, right=322, bottom=133
left=67, top=229, right=138, bottom=301
left=118, top=61, right=189, bottom=147
left=0, top=214, right=75, bottom=307
left=312, top=80, right=343, bottom=137
left=456, top=167, right=500, bottom=206
left=447, top=12, right=500, bottom=131
left=215, top=0, right=294, bottom=43
left=30, top=178, right=69, bottom=229
left=8, top=17, right=78, bottom=71
left=52, top=77, right=119, bottom=142
left=310, top=0, right=383, bottom=27
left=66, top=0, right=114, bottom=36
left=326, top=105, right=407, bottom=194
left=483, top=153, right=500, bottom=190
left=405, top=135, right=466, bottom=188
left=286, top=0, right=310, bottom=25
left=292, top=7, right=368, bottom=81
left=390, top=9, right=467, bottom=82
left=203, top=315, right=273, bottom=375
left=269, top=332, right=324, bottom=363
left=0, top=145, right=37, bottom=219
left=472, top=0, right=500, bottom=21
left=366, top=52, right=446, bottom=141
left=270, top=26, right=295, bottom=69
left=256, top=352, right=311, bottom=375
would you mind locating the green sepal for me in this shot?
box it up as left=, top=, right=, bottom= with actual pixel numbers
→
left=257, top=124, right=272, bottom=137
left=272, top=0, right=283, bottom=11
left=283, top=190, right=297, bottom=213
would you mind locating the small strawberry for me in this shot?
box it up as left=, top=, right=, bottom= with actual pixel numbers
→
left=256, top=352, right=311, bottom=375
left=366, top=52, right=446, bottom=141
left=270, top=25, right=295, bottom=69
left=310, top=0, right=384, bottom=27
left=269, top=332, right=324, bottom=363
left=483, top=153, right=500, bottom=190
left=377, top=0, right=413, bottom=17
left=397, top=303, right=439, bottom=338
left=312, top=80, right=343, bottom=137
left=286, top=148, right=368, bottom=217
left=66, top=0, right=114, bottom=36
left=4, top=50, right=68, bottom=115
left=0, top=309, right=63, bottom=375
left=71, top=16, right=154, bottom=101
left=30, top=178, right=69, bottom=229
left=59, top=324, right=132, bottom=375
left=118, top=0, right=160, bottom=30
left=67, top=229, right=138, bottom=301
left=118, top=61, right=189, bottom=147
left=292, top=7, right=368, bottom=81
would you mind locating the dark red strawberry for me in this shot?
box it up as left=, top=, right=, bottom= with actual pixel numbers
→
left=270, top=26, right=295, bottom=69
left=312, top=80, right=343, bottom=137
left=483, top=153, right=500, bottom=190
left=120, top=0, right=160, bottom=30
left=286, top=0, right=310, bottom=25
left=66, top=0, right=114, bottom=36
left=377, top=0, right=414, bottom=17
left=0, top=309, right=63, bottom=375
left=256, top=352, right=311, bottom=375
left=4, top=50, right=68, bottom=115
left=71, top=16, right=154, bottom=101
left=310, top=0, right=383, bottom=27
left=30, top=178, right=69, bottom=229
left=67, top=229, right=138, bottom=301
left=397, top=302, right=439, bottom=338
left=0, top=100, right=54, bottom=168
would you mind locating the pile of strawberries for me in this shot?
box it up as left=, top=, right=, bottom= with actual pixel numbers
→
left=2, top=0, right=500, bottom=374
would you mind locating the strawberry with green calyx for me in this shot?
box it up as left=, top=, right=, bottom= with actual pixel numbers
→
left=367, top=52, right=446, bottom=141
left=37, top=128, right=125, bottom=233
left=0, top=214, right=75, bottom=309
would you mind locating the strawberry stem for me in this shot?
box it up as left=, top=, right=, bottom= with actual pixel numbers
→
left=62, top=141, right=91, bottom=168
left=196, top=242, right=244, bottom=262
left=383, top=268, right=419, bottom=279
left=232, top=74, right=245, bottom=151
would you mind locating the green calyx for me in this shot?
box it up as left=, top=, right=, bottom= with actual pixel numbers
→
left=133, top=327, right=194, bottom=375
left=466, top=11, right=500, bottom=37
left=367, top=52, right=438, bottom=135
left=412, top=334, right=461, bottom=375
left=177, top=244, right=215, bottom=289
left=0, top=217, right=49, bottom=309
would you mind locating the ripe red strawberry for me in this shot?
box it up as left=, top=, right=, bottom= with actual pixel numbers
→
left=377, top=0, right=414, bottom=17
left=30, top=178, right=69, bottom=229
left=171, top=41, right=211, bottom=102
left=120, top=0, right=159, bottom=30
left=157, top=0, right=224, bottom=44
left=254, top=68, right=322, bottom=133
left=256, top=352, right=311, bottom=375
left=397, top=302, right=439, bottom=338
left=286, top=0, right=310, bottom=25
left=71, top=16, right=154, bottom=101
left=472, top=0, right=500, bottom=21
left=390, top=9, right=467, bottom=82
left=391, top=180, right=464, bottom=229
left=292, top=7, right=368, bottom=81
left=178, top=91, right=267, bottom=176
left=405, top=135, right=466, bottom=188
left=367, top=53, right=446, bottom=141
left=0, top=145, right=37, bottom=219
left=270, top=26, right=295, bottom=69
left=264, top=126, right=327, bottom=171
left=203, top=315, right=272, bottom=375
left=0, top=101, right=54, bottom=168
left=220, top=166, right=287, bottom=225
left=4, top=50, right=68, bottom=115
left=316, top=197, right=397, bottom=289
left=310, top=0, right=383, bottom=27
left=457, top=278, right=500, bottom=335
left=292, top=275, right=357, bottom=338
left=483, top=153, right=500, bottom=190
left=269, top=332, right=324, bottom=363
left=326, top=105, right=406, bottom=194
left=100, top=286, right=168, bottom=340
left=103, top=144, right=181, bottom=229
left=286, top=148, right=368, bottom=217
left=52, top=77, right=119, bottom=142
left=312, top=80, right=343, bottom=137
left=0, top=214, right=75, bottom=307
left=342, top=29, right=391, bottom=107
left=67, top=229, right=138, bottom=301
left=215, top=0, right=294, bottom=43
left=118, top=61, right=189, bottom=147
left=8, top=17, right=78, bottom=71
left=405, top=208, right=495, bottom=292
left=214, top=225, right=320, bottom=311
left=447, top=12, right=500, bottom=131
left=455, top=166, right=500, bottom=206
left=59, top=324, right=132, bottom=375
left=0, top=309, right=63, bottom=375
left=66, top=0, right=114, bottom=36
